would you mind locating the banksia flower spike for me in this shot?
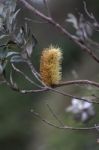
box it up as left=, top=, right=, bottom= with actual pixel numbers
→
left=40, top=45, right=63, bottom=86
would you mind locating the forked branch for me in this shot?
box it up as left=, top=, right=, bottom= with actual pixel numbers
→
left=31, top=109, right=99, bottom=131
left=19, top=0, right=99, bottom=63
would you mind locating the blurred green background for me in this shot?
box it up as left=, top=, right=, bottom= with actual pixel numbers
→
left=0, top=0, right=99, bottom=149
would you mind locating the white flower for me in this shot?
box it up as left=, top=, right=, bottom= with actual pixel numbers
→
left=66, top=97, right=95, bottom=123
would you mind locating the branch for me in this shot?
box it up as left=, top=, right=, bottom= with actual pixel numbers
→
left=30, top=109, right=99, bottom=131
left=4, top=77, right=47, bottom=93
left=4, top=76, right=99, bottom=103
left=11, top=63, right=42, bottom=88
left=19, top=0, right=99, bottom=63
left=46, top=103, right=64, bottom=126
left=56, top=80, right=99, bottom=88
left=26, top=59, right=47, bottom=87
left=5, top=70, right=99, bottom=103
left=48, top=87, right=99, bottom=104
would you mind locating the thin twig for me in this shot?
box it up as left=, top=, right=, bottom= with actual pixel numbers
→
left=48, top=87, right=99, bottom=104
left=11, top=63, right=42, bottom=88
left=25, top=59, right=99, bottom=103
left=83, top=1, right=94, bottom=19
left=56, top=80, right=99, bottom=88
left=19, top=0, right=99, bottom=63
left=25, top=17, right=48, bottom=24
left=4, top=76, right=47, bottom=93
left=30, top=109, right=99, bottom=131
left=5, top=73, right=99, bottom=103
left=47, top=103, right=64, bottom=126
left=43, top=0, right=51, bottom=17
left=26, top=59, right=49, bottom=88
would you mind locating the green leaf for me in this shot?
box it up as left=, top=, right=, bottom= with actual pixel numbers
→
left=6, top=51, right=19, bottom=58
left=24, top=34, right=37, bottom=57
left=10, top=55, right=26, bottom=63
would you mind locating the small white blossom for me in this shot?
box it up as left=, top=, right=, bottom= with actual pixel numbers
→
left=66, top=97, right=95, bottom=123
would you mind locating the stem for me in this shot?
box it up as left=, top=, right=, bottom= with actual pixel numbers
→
left=19, top=0, right=99, bottom=63
left=56, top=80, right=99, bottom=88
left=31, top=109, right=99, bottom=131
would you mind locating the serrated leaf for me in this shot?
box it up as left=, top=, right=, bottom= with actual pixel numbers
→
left=0, top=64, right=3, bottom=75
left=4, top=0, right=16, bottom=14
left=0, top=17, right=4, bottom=30
left=10, top=71, right=18, bottom=89
left=0, top=4, right=4, bottom=16
left=66, top=13, right=78, bottom=29
left=0, top=34, right=8, bottom=40
left=7, top=9, right=20, bottom=29
left=12, top=9, right=20, bottom=21
left=24, top=34, right=37, bottom=57
left=25, top=38, right=33, bottom=57
left=6, top=51, right=19, bottom=57
left=2, top=60, right=7, bottom=70
left=15, top=27, right=25, bottom=45
left=10, top=55, right=26, bottom=63
left=0, top=50, right=7, bottom=59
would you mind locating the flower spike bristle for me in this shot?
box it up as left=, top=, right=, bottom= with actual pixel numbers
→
left=40, top=45, right=63, bottom=86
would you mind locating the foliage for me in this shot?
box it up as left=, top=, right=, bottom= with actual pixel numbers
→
left=0, top=0, right=99, bottom=150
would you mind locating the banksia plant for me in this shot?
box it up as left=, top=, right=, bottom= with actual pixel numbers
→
left=40, top=45, right=63, bottom=86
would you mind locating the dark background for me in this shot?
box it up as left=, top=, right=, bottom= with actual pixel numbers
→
left=0, top=0, right=99, bottom=149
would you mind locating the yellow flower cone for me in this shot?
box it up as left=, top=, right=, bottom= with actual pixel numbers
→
left=40, top=45, right=63, bottom=86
